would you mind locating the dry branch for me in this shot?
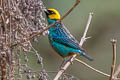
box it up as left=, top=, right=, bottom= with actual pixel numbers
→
left=75, top=58, right=110, bottom=77
left=110, top=39, right=117, bottom=80
left=53, top=12, right=93, bottom=80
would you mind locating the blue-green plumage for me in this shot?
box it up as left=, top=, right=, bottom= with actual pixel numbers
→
left=45, top=9, right=93, bottom=61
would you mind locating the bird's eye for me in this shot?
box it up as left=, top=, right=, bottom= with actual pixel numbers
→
left=49, top=11, right=55, bottom=14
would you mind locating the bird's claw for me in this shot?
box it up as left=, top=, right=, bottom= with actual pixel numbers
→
left=60, top=66, right=65, bottom=71
left=68, top=58, right=73, bottom=65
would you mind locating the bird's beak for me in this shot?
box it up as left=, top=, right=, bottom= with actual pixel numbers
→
left=44, top=9, right=49, bottom=15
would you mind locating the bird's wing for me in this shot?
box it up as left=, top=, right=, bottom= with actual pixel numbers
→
left=51, top=23, right=84, bottom=51
left=52, top=37, right=81, bottom=49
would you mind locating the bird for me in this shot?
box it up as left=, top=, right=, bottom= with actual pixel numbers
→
left=44, top=8, right=93, bottom=61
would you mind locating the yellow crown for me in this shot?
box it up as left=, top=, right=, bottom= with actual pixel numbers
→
left=48, top=8, right=61, bottom=20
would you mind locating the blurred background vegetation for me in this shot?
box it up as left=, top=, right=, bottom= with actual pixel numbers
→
left=29, top=0, right=120, bottom=80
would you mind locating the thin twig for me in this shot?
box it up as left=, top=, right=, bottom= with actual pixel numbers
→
left=110, top=39, right=117, bottom=80
left=0, top=1, right=7, bottom=80
left=53, top=12, right=93, bottom=80
left=10, top=0, right=80, bottom=48
left=79, top=13, right=93, bottom=46
left=60, top=0, right=80, bottom=21
left=75, top=58, right=110, bottom=77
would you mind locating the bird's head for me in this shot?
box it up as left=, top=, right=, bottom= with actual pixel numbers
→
left=44, top=8, right=61, bottom=20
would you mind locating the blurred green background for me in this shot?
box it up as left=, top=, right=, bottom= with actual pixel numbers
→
left=28, top=0, right=120, bottom=80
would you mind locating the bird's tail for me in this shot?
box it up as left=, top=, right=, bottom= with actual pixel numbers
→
left=82, top=52, right=93, bottom=61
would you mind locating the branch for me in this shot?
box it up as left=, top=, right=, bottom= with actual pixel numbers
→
left=75, top=39, right=119, bottom=80
left=0, top=1, right=7, bottom=80
left=79, top=12, right=93, bottom=46
left=75, top=58, right=110, bottom=77
left=10, top=0, right=80, bottom=48
left=53, top=12, right=93, bottom=80
left=110, top=39, right=117, bottom=80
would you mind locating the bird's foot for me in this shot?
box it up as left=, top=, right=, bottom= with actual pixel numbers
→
left=60, top=60, right=66, bottom=69
left=60, top=66, right=65, bottom=71
left=60, top=57, right=73, bottom=68
left=68, top=58, right=73, bottom=65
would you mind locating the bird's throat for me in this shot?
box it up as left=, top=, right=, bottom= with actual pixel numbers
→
left=47, top=18, right=57, bottom=25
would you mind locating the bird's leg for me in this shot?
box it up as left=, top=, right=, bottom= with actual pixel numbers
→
left=60, top=59, right=66, bottom=70
left=67, top=56, right=74, bottom=65
left=60, top=56, right=73, bottom=70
